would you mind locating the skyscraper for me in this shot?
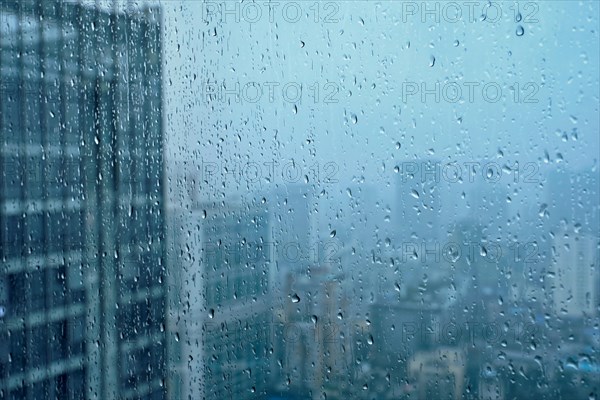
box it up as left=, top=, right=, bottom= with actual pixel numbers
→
left=546, top=167, right=600, bottom=235
left=545, top=167, right=600, bottom=318
left=550, top=227, right=599, bottom=318
left=169, top=196, right=274, bottom=400
left=0, top=2, right=166, bottom=399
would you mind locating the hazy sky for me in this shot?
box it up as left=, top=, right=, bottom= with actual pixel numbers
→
left=158, top=0, right=599, bottom=233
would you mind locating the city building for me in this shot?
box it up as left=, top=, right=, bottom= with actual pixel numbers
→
left=271, top=263, right=351, bottom=400
left=550, top=227, right=599, bottom=318
left=169, top=197, right=274, bottom=400
left=408, top=347, right=466, bottom=400
left=0, top=1, right=166, bottom=399
left=546, top=168, right=599, bottom=235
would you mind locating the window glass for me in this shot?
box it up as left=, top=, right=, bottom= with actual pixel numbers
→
left=0, top=1, right=598, bottom=400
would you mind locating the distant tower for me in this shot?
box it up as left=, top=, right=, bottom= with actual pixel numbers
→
left=546, top=168, right=599, bottom=234
left=173, top=199, right=273, bottom=400
left=550, top=228, right=599, bottom=318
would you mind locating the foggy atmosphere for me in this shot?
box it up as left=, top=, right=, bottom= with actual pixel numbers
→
left=0, top=1, right=599, bottom=399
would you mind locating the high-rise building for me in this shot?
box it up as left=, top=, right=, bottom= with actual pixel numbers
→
left=408, top=348, right=466, bottom=400
left=550, top=227, right=599, bottom=318
left=268, top=247, right=354, bottom=400
left=0, top=2, right=166, bottom=399
left=544, top=168, right=599, bottom=318
left=546, top=167, right=599, bottom=235
left=170, top=198, right=273, bottom=400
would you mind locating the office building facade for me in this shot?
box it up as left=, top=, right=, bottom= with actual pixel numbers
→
left=0, top=1, right=166, bottom=399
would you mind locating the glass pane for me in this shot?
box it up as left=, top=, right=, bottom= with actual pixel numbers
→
left=1, top=1, right=598, bottom=400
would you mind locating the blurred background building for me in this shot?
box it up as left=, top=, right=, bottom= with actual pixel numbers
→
left=168, top=193, right=274, bottom=400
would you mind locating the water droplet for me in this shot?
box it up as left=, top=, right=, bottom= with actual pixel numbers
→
left=330, top=230, right=336, bottom=238
left=529, top=341, right=537, bottom=351
left=411, top=190, right=419, bottom=199
left=291, top=293, right=301, bottom=303
left=429, top=55, right=436, bottom=67
left=516, top=25, right=525, bottom=36
left=351, top=114, right=358, bottom=124
left=453, top=39, right=459, bottom=47
left=556, top=152, right=564, bottom=163
left=515, top=12, right=522, bottom=22
left=300, top=40, right=305, bottom=48
left=208, top=308, right=215, bottom=318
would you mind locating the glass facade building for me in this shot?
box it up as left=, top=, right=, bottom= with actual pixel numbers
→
left=0, top=1, right=166, bottom=399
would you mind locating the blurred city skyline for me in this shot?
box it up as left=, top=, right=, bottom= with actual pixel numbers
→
left=1, top=1, right=599, bottom=399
